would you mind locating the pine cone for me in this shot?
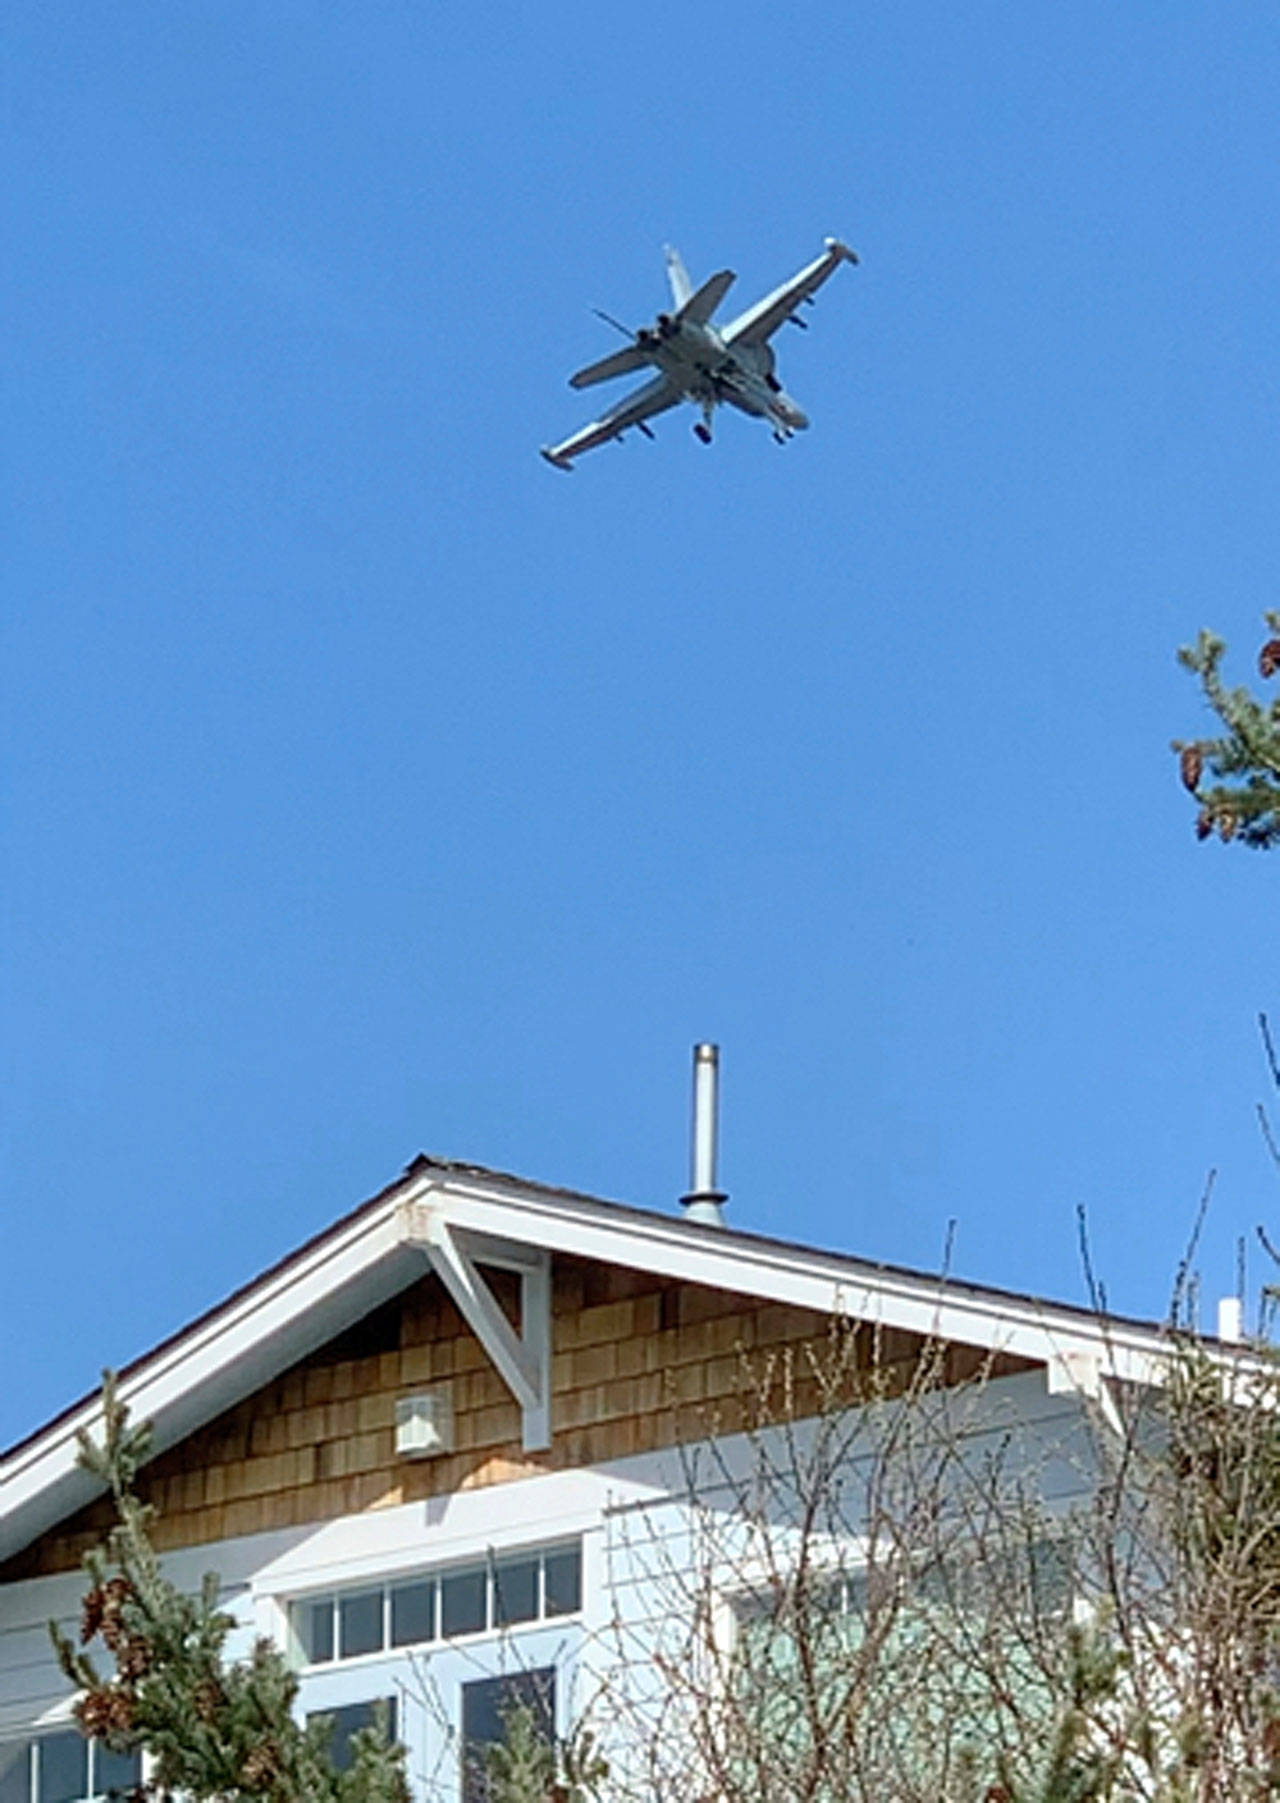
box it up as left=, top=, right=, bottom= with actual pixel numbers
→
left=117, top=1633, right=152, bottom=1681
left=239, top=1738, right=283, bottom=1792
left=1179, top=744, right=1204, bottom=792
left=81, top=1585, right=106, bottom=1644
left=108, top=1688, right=137, bottom=1734
left=99, top=1577, right=135, bottom=1652
left=76, top=1684, right=135, bottom=1739
left=78, top=1688, right=118, bottom=1739
left=194, top=1677, right=225, bottom=1723
left=1196, top=809, right=1213, bottom=841
left=1260, top=638, right=1280, bottom=679
left=1220, top=811, right=1238, bottom=842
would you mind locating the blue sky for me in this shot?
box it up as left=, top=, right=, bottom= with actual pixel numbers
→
left=5, top=4, right=1280, bottom=1450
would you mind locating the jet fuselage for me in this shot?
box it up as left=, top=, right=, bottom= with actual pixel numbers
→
left=647, top=318, right=809, bottom=435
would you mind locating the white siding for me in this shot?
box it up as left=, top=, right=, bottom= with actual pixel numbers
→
left=0, top=1371, right=1094, bottom=1800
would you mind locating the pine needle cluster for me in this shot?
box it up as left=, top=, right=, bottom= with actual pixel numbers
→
left=50, top=1372, right=410, bottom=1803
left=1174, top=614, right=1280, bottom=846
left=478, top=1704, right=607, bottom=1803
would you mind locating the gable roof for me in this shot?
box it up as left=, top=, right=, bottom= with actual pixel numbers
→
left=0, top=1155, right=1175, bottom=1567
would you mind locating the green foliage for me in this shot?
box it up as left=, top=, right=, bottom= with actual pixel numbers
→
left=1174, top=613, right=1280, bottom=846
left=478, top=1702, right=608, bottom=1803
left=50, top=1372, right=410, bottom=1803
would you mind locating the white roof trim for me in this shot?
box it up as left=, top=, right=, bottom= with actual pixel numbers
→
left=1, top=1159, right=1177, bottom=1566
left=401, top=1169, right=1172, bottom=1387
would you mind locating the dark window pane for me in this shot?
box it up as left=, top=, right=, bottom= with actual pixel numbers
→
left=300, top=1598, right=334, bottom=1664
left=492, top=1558, right=538, bottom=1627
left=38, top=1732, right=87, bottom=1803
left=441, top=1567, right=486, bottom=1638
left=339, top=1590, right=384, bottom=1659
left=391, top=1579, right=436, bottom=1648
left=0, top=1742, right=30, bottom=1803
left=307, top=1699, right=397, bottom=1775
left=461, top=1670, right=555, bottom=1803
left=94, top=1744, right=143, bottom=1796
left=1029, top=1538, right=1072, bottom=1616
left=543, top=1547, right=581, bottom=1617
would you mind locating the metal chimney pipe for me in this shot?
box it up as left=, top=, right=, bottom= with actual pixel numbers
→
left=680, top=1042, right=727, bottom=1227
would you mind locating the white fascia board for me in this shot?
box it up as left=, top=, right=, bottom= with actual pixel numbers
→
left=402, top=1175, right=1173, bottom=1390
left=0, top=1157, right=1195, bottom=1570
left=0, top=1189, right=425, bottom=1564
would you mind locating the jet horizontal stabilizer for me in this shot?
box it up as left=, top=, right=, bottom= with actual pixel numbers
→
left=570, top=344, right=651, bottom=390
left=678, top=268, right=736, bottom=325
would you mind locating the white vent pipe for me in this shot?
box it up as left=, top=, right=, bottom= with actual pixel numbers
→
left=680, top=1042, right=726, bottom=1227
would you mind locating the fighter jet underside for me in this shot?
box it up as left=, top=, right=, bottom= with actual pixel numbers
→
left=541, top=238, right=857, bottom=470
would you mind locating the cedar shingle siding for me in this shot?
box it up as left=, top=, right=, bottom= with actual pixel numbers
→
left=2, top=1255, right=1032, bottom=1580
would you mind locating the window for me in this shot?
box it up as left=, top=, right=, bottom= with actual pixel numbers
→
left=0, top=1734, right=142, bottom=1803
left=306, top=1698, right=398, bottom=1775
left=730, top=1538, right=1072, bottom=1797
left=390, top=1577, right=435, bottom=1648
left=294, top=1540, right=582, bottom=1666
left=460, top=1668, right=555, bottom=1803
left=339, top=1590, right=383, bottom=1659
left=441, top=1568, right=486, bottom=1639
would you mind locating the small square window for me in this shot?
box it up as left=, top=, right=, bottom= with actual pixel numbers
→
left=543, top=1546, right=581, bottom=1617
left=461, top=1669, right=555, bottom=1803
left=299, top=1597, right=335, bottom=1664
left=307, top=1699, right=397, bottom=1776
left=94, top=1743, right=143, bottom=1796
left=492, top=1557, right=538, bottom=1627
left=391, top=1578, right=436, bottom=1648
left=38, top=1732, right=87, bottom=1803
left=441, top=1567, right=487, bottom=1638
left=339, top=1589, right=384, bottom=1659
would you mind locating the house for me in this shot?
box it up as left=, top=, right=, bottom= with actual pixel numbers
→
left=0, top=1131, right=1175, bottom=1802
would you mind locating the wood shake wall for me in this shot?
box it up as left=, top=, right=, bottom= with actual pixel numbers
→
left=2, top=1256, right=1034, bottom=1581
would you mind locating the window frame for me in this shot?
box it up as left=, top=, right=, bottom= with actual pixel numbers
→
left=459, top=1665, right=558, bottom=1803
left=290, top=1538, right=583, bottom=1671
left=0, top=1729, right=144, bottom=1803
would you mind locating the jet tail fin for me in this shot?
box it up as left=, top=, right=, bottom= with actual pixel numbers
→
left=569, top=343, right=651, bottom=390
left=678, top=268, right=736, bottom=325
left=664, top=245, right=692, bottom=309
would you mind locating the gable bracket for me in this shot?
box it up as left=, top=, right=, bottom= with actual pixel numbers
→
left=407, top=1211, right=551, bottom=1452
left=1047, top=1349, right=1124, bottom=1437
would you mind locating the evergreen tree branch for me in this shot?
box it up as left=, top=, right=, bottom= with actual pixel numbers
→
left=50, top=1372, right=410, bottom=1803
left=1174, top=614, right=1280, bottom=846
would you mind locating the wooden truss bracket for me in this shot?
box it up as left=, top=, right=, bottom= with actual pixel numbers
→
left=408, top=1213, right=551, bottom=1452
left=1046, top=1349, right=1123, bottom=1437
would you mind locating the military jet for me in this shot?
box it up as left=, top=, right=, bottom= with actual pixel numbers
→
left=541, top=237, right=857, bottom=470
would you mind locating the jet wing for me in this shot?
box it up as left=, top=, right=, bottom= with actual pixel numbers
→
left=570, top=343, right=651, bottom=390
left=541, top=374, right=683, bottom=469
left=721, top=238, right=857, bottom=347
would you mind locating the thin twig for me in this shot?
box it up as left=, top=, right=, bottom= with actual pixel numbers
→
left=1170, top=1171, right=1216, bottom=1330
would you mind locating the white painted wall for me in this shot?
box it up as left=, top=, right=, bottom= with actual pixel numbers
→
left=0, top=1369, right=1095, bottom=1801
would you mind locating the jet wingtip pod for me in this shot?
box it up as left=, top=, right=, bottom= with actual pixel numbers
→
left=540, top=447, right=574, bottom=472
left=825, top=236, right=859, bottom=264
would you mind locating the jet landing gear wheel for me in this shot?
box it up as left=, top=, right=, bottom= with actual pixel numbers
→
left=693, top=422, right=712, bottom=445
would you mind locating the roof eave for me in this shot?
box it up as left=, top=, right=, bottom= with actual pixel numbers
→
left=1, top=1158, right=1181, bottom=1570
